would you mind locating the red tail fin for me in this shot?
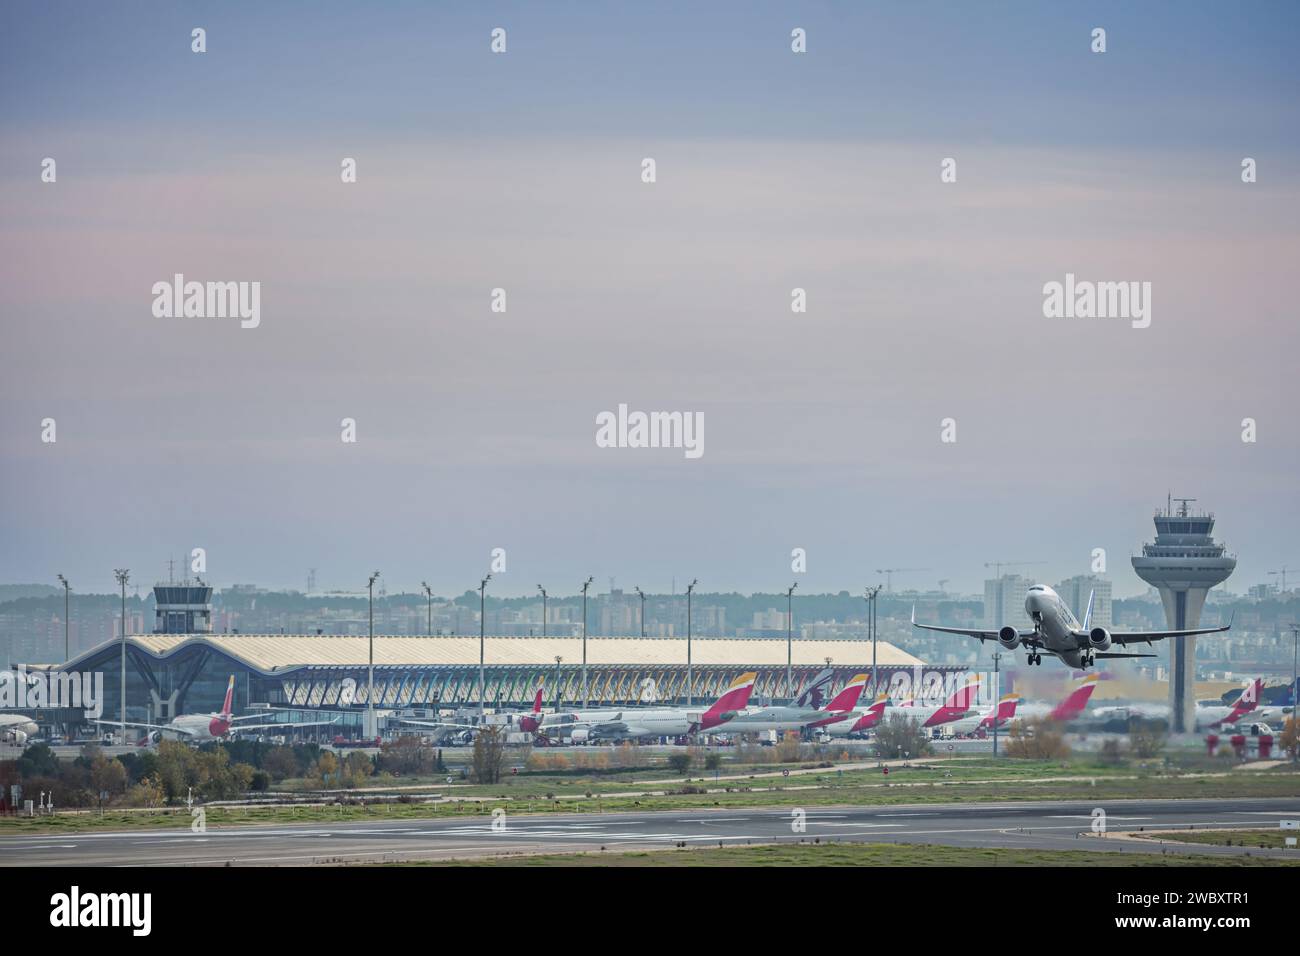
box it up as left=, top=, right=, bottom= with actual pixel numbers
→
left=825, top=674, right=868, bottom=713
left=533, top=685, right=544, bottom=714
left=941, top=675, right=982, bottom=709
left=1049, top=673, right=1099, bottom=722
left=220, top=675, right=236, bottom=717
left=704, top=672, right=757, bottom=718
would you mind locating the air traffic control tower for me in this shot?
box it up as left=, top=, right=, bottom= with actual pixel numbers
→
left=1131, top=497, right=1235, bottom=733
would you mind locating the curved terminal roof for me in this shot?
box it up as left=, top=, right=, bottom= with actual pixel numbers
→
left=66, top=633, right=924, bottom=674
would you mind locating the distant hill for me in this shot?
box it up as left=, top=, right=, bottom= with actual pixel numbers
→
left=0, top=584, right=61, bottom=602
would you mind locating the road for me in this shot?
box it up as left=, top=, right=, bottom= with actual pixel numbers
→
left=3, top=797, right=1299, bottom=865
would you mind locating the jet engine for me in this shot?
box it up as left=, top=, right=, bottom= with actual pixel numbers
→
left=1088, top=627, right=1112, bottom=651
left=569, top=728, right=591, bottom=744
left=997, top=626, right=1021, bottom=650
left=4, top=730, right=27, bottom=746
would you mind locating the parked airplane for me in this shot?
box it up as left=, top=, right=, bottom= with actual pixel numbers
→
left=1007, top=672, right=1101, bottom=723
left=542, top=669, right=828, bottom=741
left=804, top=674, right=870, bottom=731
left=110, top=675, right=338, bottom=743
left=1092, top=678, right=1278, bottom=730
left=705, top=669, right=848, bottom=735
left=568, top=672, right=759, bottom=741
left=398, top=686, right=547, bottom=743
left=1197, top=678, right=1266, bottom=728
left=820, top=693, right=890, bottom=737
left=0, top=713, right=38, bottom=746
left=945, top=692, right=1021, bottom=736
left=911, top=586, right=1231, bottom=668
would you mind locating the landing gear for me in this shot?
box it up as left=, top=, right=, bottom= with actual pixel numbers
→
left=1081, top=652, right=1095, bottom=668
left=1027, top=652, right=1042, bottom=666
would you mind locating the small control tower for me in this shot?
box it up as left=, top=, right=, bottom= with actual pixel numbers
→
left=153, top=580, right=214, bottom=634
left=1131, top=496, right=1235, bottom=733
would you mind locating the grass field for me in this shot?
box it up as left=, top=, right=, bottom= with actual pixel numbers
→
left=430, top=842, right=1300, bottom=867
left=1134, top=828, right=1299, bottom=851
left=4, top=760, right=1297, bottom=834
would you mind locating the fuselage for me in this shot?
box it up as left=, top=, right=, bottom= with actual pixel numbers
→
left=0, top=713, right=39, bottom=743
left=1024, top=585, right=1090, bottom=666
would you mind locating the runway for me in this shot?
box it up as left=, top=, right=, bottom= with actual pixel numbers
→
left=3, top=797, right=1299, bottom=866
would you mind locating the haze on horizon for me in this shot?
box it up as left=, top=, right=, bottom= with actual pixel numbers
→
left=2, top=2, right=1297, bottom=601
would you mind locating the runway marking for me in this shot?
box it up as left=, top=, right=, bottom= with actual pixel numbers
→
left=1045, top=815, right=1151, bottom=821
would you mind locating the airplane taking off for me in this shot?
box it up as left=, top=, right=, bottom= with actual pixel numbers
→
left=911, top=585, right=1231, bottom=668
left=111, top=675, right=338, bottom=743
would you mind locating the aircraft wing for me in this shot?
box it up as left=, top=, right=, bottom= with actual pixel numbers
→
left=1105, top=623, right=1231, bottom=645
left=910, top=608, right=1037, bottom=644
left=1074, top=615, right=1232, bottom=647
left=397, top=719, right=480, bottom=731
left=229, top=718, right=341, bottom=733
left=98, top=719, right=195, bottom=736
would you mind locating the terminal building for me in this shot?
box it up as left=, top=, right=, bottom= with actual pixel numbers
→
left=55, top=631, right=956, bottom=735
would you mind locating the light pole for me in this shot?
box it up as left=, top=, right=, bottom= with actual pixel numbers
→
left=1289, top=623, right=1299, bottom=765
left=580, top=576, right=593, bottom=707
left=114, top=569, right=129, bottom=743
left=421, top=581, right=433, bottom=636
left=57, top=574, right=70, bottom=661
left=367, top=571, right=380, bottom=738
left=865, top=585, right=883, bottom=699
left=686, top=579, right=697, bottom=706
left=634, top=586, right=646, bottom=638
left=537, top=585, right=547, bottom=638
left=554, top=655, right=563, bottom=708
left=479, top=574, right=492, bottom=719
left=786, top=582, right=797, bottom=701
left=992, top=652, right=1002, bottom=758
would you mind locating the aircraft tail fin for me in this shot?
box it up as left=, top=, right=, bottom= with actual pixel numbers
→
left=705, top=672, right=758, bottom=718
left=941, top=674, right=982, bottom=709
left=794, top=668, right=836, bottom=709
left=824, top=674, right=869, bottom=713
left=220, top=675, right=236, bottom=718
left=532, top=685, right=544, bottom=714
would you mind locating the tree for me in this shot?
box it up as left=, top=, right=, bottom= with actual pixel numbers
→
left=874, top=714, right=931, bottom=759
left=1279, top=717, right=1298, bottom=760
left=1128, top=718, right=1166, bottom=759
left=704, top=752, right=723, bottom=781
left=470, top=726, right=508, bottom=784
left=262, top=746, right=301, bottom=782
left=1003, top=718, right=1070, bottom=760
left=667, top=751, right=693, bottom=775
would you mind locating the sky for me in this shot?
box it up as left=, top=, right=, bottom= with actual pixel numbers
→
left=2, top=2, right=1298, bottom=599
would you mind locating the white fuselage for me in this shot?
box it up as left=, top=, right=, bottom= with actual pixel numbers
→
left=1, top=713, right=39, bottom=743
left=1024, top=586, right=1088, bottom=666
left=704, top=705, right=827, bottom=735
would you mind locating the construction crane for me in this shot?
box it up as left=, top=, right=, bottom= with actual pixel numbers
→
left=937, top=578, right=950, bottom=594
left=874, top=567, right=930, bottom=592
left=1269, top=566, right=1296, bottom=594
left=984, top=560, right=1045, bottom=578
